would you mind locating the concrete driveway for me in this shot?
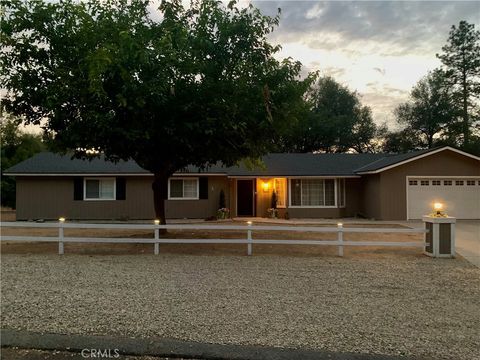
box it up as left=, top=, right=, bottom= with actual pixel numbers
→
left=455, top=220, right=480, bottom=267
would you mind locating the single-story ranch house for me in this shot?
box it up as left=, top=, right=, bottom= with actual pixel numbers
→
left=4, top=146, right=480, bottom=221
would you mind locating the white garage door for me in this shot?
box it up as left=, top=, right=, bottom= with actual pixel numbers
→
left=407, top=178, right=480, bottom=219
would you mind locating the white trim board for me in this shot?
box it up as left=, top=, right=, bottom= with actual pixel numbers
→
left=357, top=146, right=480, bottom=174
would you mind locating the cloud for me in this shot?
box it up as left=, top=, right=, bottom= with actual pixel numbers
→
left=252, top=1, right=479, bottom=127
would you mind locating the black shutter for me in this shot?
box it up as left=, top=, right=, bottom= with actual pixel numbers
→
left=199, top=177, right=208, bottom=199
left=73, top=178, right=83, bottom=201
left=116, top=177, right=126, bottom=200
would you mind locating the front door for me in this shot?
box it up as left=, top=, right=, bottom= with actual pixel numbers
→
left=237, top=179, right=255, bottom=216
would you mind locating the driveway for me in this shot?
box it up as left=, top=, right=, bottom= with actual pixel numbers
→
left=455, top=220, right=480, bottom=267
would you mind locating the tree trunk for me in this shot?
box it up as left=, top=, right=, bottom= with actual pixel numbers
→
left=152, top=172, right=170, bottom=225
left=462, top=70, right=469, bottom=146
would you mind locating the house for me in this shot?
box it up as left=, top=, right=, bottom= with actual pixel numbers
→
left=4, top=146, right=480, bottom=221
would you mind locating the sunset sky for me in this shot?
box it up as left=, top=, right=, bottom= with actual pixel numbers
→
left=250, top=1, right=479, bottom=128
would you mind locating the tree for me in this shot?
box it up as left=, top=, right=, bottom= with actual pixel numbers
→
left=1, top=0, right=313, bottom=223
left=437, top=21, right=480, bottom=146
left=393, top=70, right=455, bottom=148
left=277, top=76, right=381, bottom=153
left=381, top=129, right=423, bottom=153
left=1, top=116, right=45, bottom=208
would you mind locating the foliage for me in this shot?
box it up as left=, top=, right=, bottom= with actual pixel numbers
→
left=1, top=116, right=45, bottom=208
left=381, top=129, right=423, bottom=153
left=393, top=70, right=455, bottom=148
left=1, top=0, right=313, bottom=222
left=437, top=21, right=480, bottom=146
left=277, top=76, right=382, bottom=153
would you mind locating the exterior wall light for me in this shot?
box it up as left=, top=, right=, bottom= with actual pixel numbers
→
left=58, top=217, right=66, bottom=222
left=247, top=221, right=253, bottom=226
left=154, top=219, right=160, bottom=225
left=262, top=181, right=270, bottom=192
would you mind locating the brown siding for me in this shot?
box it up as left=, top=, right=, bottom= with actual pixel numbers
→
left=378, top=150, right=480, bottom=220
left=359, top=174, right=381, bottom=219
left=287, top=207, right=344, bottom=218
left=344, top=178, right=362, bottom=217
left=16, top=176, right=229, bottom=220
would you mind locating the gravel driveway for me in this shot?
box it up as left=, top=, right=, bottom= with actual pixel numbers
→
left=2, top=254, right=479, bottom=359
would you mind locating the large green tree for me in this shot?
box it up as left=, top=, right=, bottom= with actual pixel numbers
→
left=1, top=0, right=312, bottom=223
left=393, top=69, right=455, bottom=148
left=437, top=21, right=480, bottom=146
left=278, top=76, right=381, bottom=153
left=1, top=116, right=45, bottom=208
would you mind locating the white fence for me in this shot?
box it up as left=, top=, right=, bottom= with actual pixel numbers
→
left=0, top=221, right=428, bottom=256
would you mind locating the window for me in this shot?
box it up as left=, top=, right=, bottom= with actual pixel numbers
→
left=168, top=178, right=199, bottom=199
left=337, top=179, right=345, bottom=207
left=444, top=180, right=452, bottom=186
left=432, top=180, right=441, bottom=186
left=290, top=179, right=336, bottom=207
left=409, top=180, right=418, bottom=186
left=84, top=178, right=115, bottom=200
left=467, top=180, right=475, bottom=186
left=273, top=178, right=287, bottom=208
left=455, top=180, right=464, bottom=186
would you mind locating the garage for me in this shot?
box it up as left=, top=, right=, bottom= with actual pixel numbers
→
left=407, top=177, right=480, bottom=219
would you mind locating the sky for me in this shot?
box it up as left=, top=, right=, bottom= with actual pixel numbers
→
left=247, top=1, right=480, bottom=128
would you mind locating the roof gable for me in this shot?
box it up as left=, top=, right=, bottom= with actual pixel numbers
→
left=355, top=146, right=480, bottom=174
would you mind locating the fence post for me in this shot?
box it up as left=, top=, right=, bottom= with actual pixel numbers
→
left=247, top=221, right=253, bottom=256
left=154, top=220, right=160, bottom=255
left=337, top=223, right=344, bottom=257
left=58, top=217, right=65, bottom=255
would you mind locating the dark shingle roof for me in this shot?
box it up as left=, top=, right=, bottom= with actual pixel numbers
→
left=5, top=148, right=459, bottom=177
left=354, top=148, right=436, bottom=173
left=4, top=152, right=149, bottom=174
left=227, top=153, right=385, bottom=176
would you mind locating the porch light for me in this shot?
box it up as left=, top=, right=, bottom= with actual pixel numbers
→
left=262, top=181, right=270, bottom=192
left=58, top=217, right=65, bottom=223
left=154, top=219, right=160, bottom=225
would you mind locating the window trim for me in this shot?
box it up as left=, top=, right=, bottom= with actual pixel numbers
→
left=337, top=178, right=346, bottom=208
left=168, top=177, right=200, bottom=200
left=288, top=178, right=338, bottom=208
left=83, top=177, right=116, bottom=201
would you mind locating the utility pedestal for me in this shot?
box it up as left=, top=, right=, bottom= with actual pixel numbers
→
left=423, top=216, right=456, bottom=258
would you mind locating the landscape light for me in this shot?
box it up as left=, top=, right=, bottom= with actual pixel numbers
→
left=433, top=202, right=444, bottom=216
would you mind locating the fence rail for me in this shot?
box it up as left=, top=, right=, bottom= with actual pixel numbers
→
left=0, top=221, right=428, bottom=256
